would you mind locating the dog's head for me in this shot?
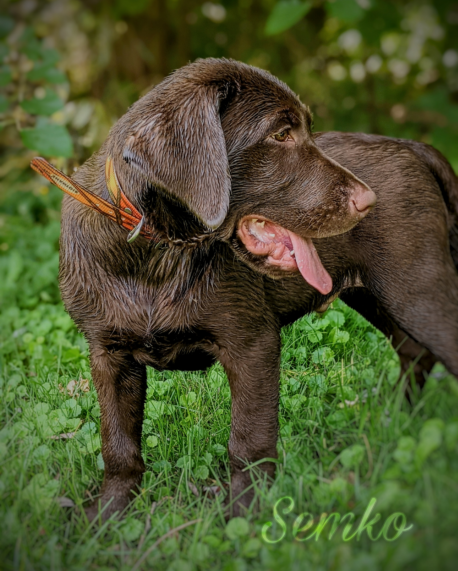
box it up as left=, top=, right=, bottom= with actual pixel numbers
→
left=106, top=58, right=376, bottom=294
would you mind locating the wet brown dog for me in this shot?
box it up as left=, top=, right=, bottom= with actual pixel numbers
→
left=314, top=132, right=458, bottom=387
left=58, top=58, right=458, bottom=521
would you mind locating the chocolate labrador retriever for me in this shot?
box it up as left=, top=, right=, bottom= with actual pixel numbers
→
left=45, top=58, right=458, bottom=520
left=315, top=132, right=458, bottom=388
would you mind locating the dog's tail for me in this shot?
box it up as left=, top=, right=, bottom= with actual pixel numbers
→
left=400, top=140, right=458, bottom=269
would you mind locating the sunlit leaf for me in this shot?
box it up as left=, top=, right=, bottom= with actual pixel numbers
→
left=152, top=459, right=171, bottom=472
left=328, top=327, right=350, bottom=344
left=312, top=346, right=335, bottom=364
left=393, top=436, right=416, bottom=465
left=84, top=433, right=101, bottom=453
left=32, top=444, right=51, bottom=463
left=225, top=517, right=249, bottom=540
left=176, top=455, right=194, bottom=469
left=146, top=435, right=158, bottom=448
left=194, top=465, right=209, bottom=480
left=27, top=66, right=66, bottom=84
left=265, top=1, right=311, bottom=36
left=326, top=310, right=345, bottom=327
left=21, top=90, right=64, bottom=116
left=307, top=329, right=322, bottom=342
left=26, top=50, right=65, bottom=83
left=120, top=518, right=144, bottom=542
left=340, top=443, right=365, bottom=467
left=20, top=123, right=73, bottom=157
left=212, top=443, right=226, bottom=456
left=60, top=399, right=82, bottom=418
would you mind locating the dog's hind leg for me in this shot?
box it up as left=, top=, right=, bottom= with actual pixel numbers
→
left=379, top=271, right=458, bottom=379
left=341, top=287, right=438, bottom=390
left=357, top=248, right=458, bottom=379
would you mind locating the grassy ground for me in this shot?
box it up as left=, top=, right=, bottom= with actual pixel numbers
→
left=1, top=191, right=458, bottom=571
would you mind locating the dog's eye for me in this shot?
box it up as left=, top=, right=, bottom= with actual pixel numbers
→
left=272, top=130, right=291, bottom=142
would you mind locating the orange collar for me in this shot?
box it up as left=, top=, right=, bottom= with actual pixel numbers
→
left=30, top=156, right=153, bottom=243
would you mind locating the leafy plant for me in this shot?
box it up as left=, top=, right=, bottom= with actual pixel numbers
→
left=265, top=1, right=312, bottom=36
left=0, top=18, right=72, bottom=158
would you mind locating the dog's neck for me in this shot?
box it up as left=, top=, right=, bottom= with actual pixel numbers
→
left=108, top=154, right=217, bottom=248
left=31, top=156, right=216, bottom=250
left=137, top=186, right=215, bottom=248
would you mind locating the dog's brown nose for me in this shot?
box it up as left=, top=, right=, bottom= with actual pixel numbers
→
left=349, top=183, right=377, bottom=216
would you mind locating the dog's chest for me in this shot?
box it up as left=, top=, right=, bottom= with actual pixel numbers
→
left=132, top=329, right=217, bottom=372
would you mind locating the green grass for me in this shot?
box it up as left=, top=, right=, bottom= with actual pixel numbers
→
left=1, top=198, right=458, bottom=571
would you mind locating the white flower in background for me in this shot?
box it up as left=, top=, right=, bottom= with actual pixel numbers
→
left=391, top=104, right=406, bottom=122
left=366, top=54, right=382, bottom=73
left=416, top=69, right=439, bottom=85
left=327, top=61, right=347, bottom=81
left=338, top=29, right=362, bottom=54
left=350, top=61, right=366, bottom=82
left=202, top=3, right=226, bottom=23
left=443, top=49, right=458, bottom=68
left=381, top=33, right=400, bottom=56
left=388, top=59, right=410, bottom=79
left=404, top=4, right=444, bottom=63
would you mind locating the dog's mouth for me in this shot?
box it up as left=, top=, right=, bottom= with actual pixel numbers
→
left=237, top=215, right=332, bottom=295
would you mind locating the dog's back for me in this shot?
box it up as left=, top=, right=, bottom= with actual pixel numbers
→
left=398, top=139, right=458, bottom=268
left=315, top=132, right=458, bottom=269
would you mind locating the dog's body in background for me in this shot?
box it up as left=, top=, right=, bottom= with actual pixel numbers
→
left=58, top=58, right=458, bottom=520
left=315, top=132, right=458, bottom=386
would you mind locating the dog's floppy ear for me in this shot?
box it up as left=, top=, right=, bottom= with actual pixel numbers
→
left=121, top=75, right=234, bottom=230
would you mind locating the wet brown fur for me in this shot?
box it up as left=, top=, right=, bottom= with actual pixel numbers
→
left=59, top=59, right=458, bottom=521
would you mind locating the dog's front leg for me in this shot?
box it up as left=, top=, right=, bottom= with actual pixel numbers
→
left=218, top=329, right=281, bottom=517
left=85, top=343, right=147, bottom=522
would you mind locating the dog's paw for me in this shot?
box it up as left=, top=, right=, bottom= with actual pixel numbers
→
left=224, top=472, right=259, bottom=520
left=84, top=494, right=130, bottom=524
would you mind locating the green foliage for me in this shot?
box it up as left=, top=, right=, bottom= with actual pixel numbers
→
left=326, top=0, right=365, bottom=24
left=339, top=443, right=365, bottom=468
left=20, top=119, right=73, bottom=158
left=0, top=65, right=12, bottom=86
left=20, top=89, right=64, bottom=116
left=0, top=16, right=14, bottom=39
left=0, top=25, right=72, bottom=157
left=1, top=0, right=458, bottom=173
left=225, top=517, right=250, bottom=540
left=265, top=1, right=312, bottom=36
left=262, top=0, right=458, bottom=170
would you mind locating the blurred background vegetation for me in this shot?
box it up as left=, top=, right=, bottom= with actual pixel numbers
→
left=1, top=0, right=458, bottom=177
left=0, top=0, right=457, bottom=300
left=0, top=0, right=457, bottom=295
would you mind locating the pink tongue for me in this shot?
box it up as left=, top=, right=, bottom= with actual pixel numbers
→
left=289, top=233, right=333, bottom=295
